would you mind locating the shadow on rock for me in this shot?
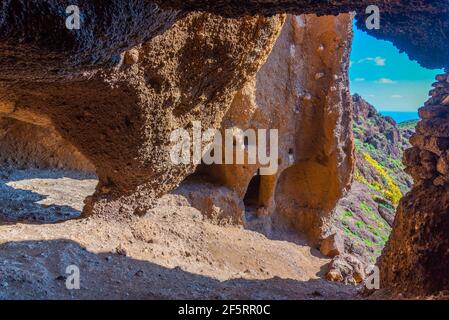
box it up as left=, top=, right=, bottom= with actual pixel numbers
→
left=0, top=168, right=97, bottom=224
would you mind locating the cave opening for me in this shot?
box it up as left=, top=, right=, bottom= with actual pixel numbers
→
left=342, top=18, right=443, bottom=261
left=0, top=117, right=97, bottom=223
left=243, top=169, right=262, bottom=210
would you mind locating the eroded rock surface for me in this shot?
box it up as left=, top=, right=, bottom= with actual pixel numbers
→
left=157, top=0, right=449, bottom=69
left=0, top=118, right=94, bottom=172
left=1, top=0, right=449, bottom=299
left=196, top=14, right=353, bottom=244
left=0, top=7, right=285, bottom=217
left=0, top=1, right=182, bottom=79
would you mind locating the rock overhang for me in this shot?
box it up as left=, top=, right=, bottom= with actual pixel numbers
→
left=2, top=1, right=449, bottom=74
left=154, top=0, right=449, bottom=69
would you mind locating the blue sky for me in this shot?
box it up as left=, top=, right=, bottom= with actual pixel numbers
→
left=349, top=24, right=442, bottom=112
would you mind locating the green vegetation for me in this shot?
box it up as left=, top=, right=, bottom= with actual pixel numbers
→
left=388, top=156, right=405, bottom=170
left=355, top=220, right=366, bottom=229
left=359, top=201, right=372, bottom=214
left=398, top=119, right=419, bottom=130
left=344, top=211, right=353, bottom=218
left=338, top=96, right=414, bottom=262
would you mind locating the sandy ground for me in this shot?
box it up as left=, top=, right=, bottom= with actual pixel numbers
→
left=0, top=168, right=359, bottom=299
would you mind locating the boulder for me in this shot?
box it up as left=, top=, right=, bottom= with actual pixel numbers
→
left=380, top=183, right=449, bottom=296
left=172, top=181, right=245, bottom=225
left=320, top=233, right=345, bottom=258
left=326, top=253, right=366, bottom=285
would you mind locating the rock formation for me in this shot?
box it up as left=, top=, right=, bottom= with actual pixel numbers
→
left=332, top=95, right=413, bottom=260
left=1, top=0, right=449, bottom=298
left=379, top=71, right=449, bottom=297
left=157, top=0, right=449, bottom=69
left=0, top=1, right=181, bottom=78
left=325, top=95, right=414, bottom=285
left=0, top=118, right=94, bottom=172
left=0, top=2, right=285, bottom=217
left=194, top=14, right=353, bottom=244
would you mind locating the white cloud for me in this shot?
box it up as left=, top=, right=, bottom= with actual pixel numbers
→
left=357, top=56, right=386, bottom=66
left=354, top=78, right=365, bottom=82
left=376, top=78, right=397, bottom=84
left=374, top=57, right=386, bottom=66
left=357, top=57, right=373, bottom=64
left=391, top=94, right=403, bottom=98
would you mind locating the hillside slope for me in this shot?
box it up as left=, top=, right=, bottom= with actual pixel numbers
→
left=332, top=94, right=414, bottom=264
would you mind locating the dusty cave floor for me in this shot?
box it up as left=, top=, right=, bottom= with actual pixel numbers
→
left=0, top=168, right=359, bottom=300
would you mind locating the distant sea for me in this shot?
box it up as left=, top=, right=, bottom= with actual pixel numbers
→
left=380, top=111, right=419, bottom=123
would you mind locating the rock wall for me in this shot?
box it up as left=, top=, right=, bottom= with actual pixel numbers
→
left=274, top=15, right=353, bottom=243
left=379, top=71, right=449, bottom=296
left=1, top=0, right=449, bottom=298
left=197, top=14, right=354, bottom=244
left=0, top=9, right=354, bottom=245
left=154, top=0, right=449, bottom=295
left=0, top=118, right=94, bottom=172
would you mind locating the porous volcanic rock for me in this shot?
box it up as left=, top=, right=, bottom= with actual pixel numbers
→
left=320, top=233, right=345, bottom=258
left=0, top=7, right=285, bottom=217
left=196, top=14, right=354, bottom=244
left=326, top=253, right=366, bottom=285
left=157, top=0, right=449, bottom=69
left=0, top=1, right=182, bottom=79
left=2, top=0, right=449, bottom=299
left=379, top=71, right=449, bottom=297
left=171, top=180, right=245, bottom=226
left=0, top=118, right=94, bottom=172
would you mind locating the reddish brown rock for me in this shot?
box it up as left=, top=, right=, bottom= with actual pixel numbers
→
left=380, top=71, right=449, bottom=296
left=123, top=49, right=140, bottom=65
left=195, top=14, right=354, bottom=243
left=410, top=134, right=449, bottom=157
left=158, top=0, right=449, bottom=69
left=0, top=118, right=94, bottom=172
left=326, top=269, right=344, bottom=283
left=403, top=148, right=421, bottom=168
left=320, top=233, right=345, bottom=258
left=379, top=183, right=449, bottom=296
left=417, top=118, right=449, bottom=137
left=418, top=105, right=449, bottom=119
left=436, top=157, right=449, bottom=175
left=1, top=0, right=449, bottom=299
left=433, top=175, right=449, bottom=187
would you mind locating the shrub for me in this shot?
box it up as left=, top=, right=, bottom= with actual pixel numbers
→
left=363, top=152, right=402, bottom=205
